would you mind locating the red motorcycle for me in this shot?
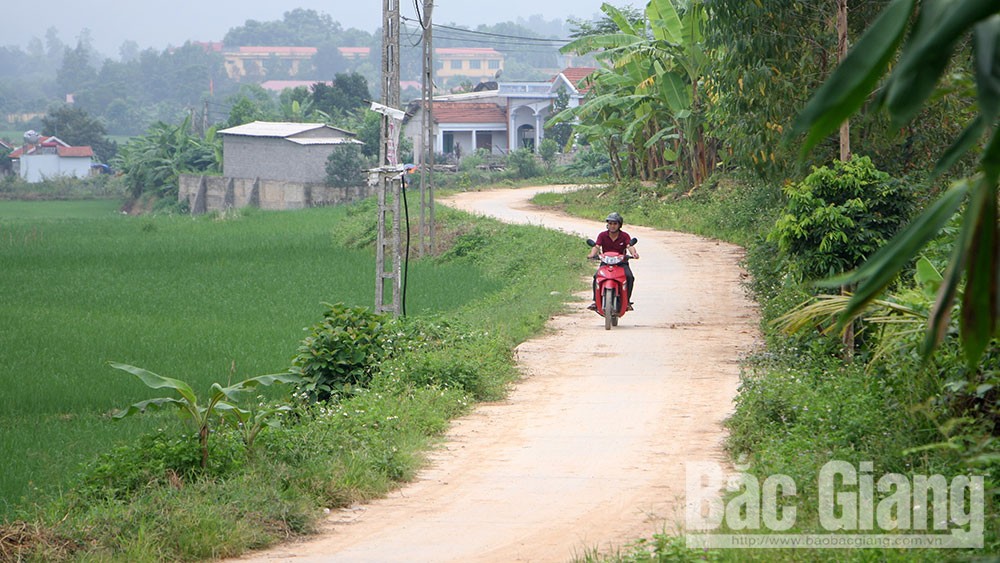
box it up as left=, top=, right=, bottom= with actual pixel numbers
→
left=587, top=237, right=637, bottom=330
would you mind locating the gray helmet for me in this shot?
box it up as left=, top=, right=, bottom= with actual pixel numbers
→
left=605, top=212, right=624, bottom=225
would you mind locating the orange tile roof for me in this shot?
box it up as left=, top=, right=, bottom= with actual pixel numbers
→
left=557, top=67, right=597, bottom=93
left=430, top=102, right=506, bottom=124
left=236, top=46, right=317, bottom=56
left=8, top=136, right=92, bottom=158
left=338, top=47, right=371, bottom=56
left=436, top=48, right=502, bottom=56
left=57, top=146, right=94, bottom=157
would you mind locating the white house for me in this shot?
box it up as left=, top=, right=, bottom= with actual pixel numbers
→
left=403, top=67, right=595, bottom=162
left=8, top=135, right=94, bottom=183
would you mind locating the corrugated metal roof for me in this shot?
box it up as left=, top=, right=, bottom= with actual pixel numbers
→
left=287, top=138, right=363, bottom=146
left=219, top=121, right=353, bottom=138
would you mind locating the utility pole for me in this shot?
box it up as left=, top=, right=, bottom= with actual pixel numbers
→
left=374, top=0, right=403, bottom=316
left=836, top=0, right=855, bottom=360
left=380, top=0, right=401, bottom=167
left=419, top=0, right=435, bottom=256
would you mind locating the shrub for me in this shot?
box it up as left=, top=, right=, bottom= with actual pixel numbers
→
left=75, top=429, right=245, bottom=503
left=566, top=147, right=611, bottom=178
left=325, top=145, right=371, bottom=188
left=538, top=139, right=559, bottom=169
left=291, top=303, right=393, bottom=401
left=769, top=155, right=914, bottom=281
left=505, top=148, right=541, bottom=179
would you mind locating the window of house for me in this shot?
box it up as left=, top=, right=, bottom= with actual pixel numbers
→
left=476, top=132, right=492, bottom=152
left=469, top=60, right=481, bottom=69
left=435, top=61, right=444, bottom=70
left=488, top=60, right=500, bottom=70
left=450, top=60, right=462, bottom=70
left=443, top=132, right=454, bottom=154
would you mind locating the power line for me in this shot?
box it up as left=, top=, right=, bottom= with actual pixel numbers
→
left=400, top=16, right=571, bottom=44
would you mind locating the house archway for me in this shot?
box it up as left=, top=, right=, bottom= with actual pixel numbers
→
left=517, top=124, right=536, bottom=151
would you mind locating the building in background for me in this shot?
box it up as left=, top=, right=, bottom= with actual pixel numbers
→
left=434, top=48, right=504, bottom=84
left=403, top=67, right=594, bottom=162
left=218, top=121, right=361, bottom=184
left=7, top=134, right=94, bottom=183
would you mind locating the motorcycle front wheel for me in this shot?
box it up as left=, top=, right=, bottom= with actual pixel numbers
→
left=603, top=287, right=614, bottom=330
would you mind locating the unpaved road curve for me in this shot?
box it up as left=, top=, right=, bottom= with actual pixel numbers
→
left=228, top=186, right=759, bottom=563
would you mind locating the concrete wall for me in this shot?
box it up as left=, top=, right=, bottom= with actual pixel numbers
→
left=178, top=175, right=374, bottom=214
left=222, top=136, right=340, bottom=184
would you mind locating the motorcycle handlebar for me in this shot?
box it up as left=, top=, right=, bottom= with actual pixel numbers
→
left=589, top=254, right=638, bottom=261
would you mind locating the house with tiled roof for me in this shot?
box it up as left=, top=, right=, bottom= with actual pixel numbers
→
left=7, top=135, right=94, bottom=182
left=402, top=67, right=595, bottom=162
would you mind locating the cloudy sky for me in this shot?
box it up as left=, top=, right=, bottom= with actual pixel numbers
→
left=1, top=1, right=640, bottom=56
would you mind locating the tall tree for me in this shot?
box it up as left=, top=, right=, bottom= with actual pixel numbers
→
left=312, top=72, right=370, bottom=120
left=56, top=42, right=96, bottom=97
left=41, top=104, right=116, bottom=162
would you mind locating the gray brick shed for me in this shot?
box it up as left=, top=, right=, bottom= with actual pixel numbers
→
left=219, top=121, right=363, bottom=184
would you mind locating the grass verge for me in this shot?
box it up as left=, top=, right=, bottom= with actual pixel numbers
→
left=0, top=192, right=590, bottom=561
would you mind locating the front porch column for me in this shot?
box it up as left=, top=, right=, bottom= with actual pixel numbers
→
left=509, top=115, right=516, bottom=151
left=534, top=113, right=542, bottom=151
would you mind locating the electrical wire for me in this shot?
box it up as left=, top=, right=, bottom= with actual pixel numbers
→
left=400, top=16, right=571, bottom=44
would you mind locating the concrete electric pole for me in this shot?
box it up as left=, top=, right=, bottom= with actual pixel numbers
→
left=419, top=0, right=435, bottom=256
left=374, top=0, right=403, bottom=316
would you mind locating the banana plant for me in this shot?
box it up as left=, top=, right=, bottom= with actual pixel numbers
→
left=109, top=362, right=301, bottom=468
left=553, top=0, right=713, bottom=186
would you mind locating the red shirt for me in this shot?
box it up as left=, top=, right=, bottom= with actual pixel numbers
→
left=596, top=230, right=632, bottom=255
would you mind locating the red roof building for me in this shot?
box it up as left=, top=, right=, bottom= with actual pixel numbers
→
left=8, top=135, right=95, bottom=182
left=402, top=68, right=596, bottom=162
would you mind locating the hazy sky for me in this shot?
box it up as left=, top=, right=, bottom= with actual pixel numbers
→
left=2, top=1, right=640, bottom=56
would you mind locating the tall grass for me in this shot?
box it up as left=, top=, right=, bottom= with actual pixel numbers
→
left=0, top=203, right=502, bottom=520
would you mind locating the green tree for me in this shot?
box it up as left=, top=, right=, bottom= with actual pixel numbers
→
left=788, top=0, right=1000, bottom=366
left=313, top=42, right=350, bottom=77
left=56, top=41, right=96, bottom=97
left=770, top=156, right=912, bottom=281
left=225, top=84, right=277, bottom=128
left=325, top=144, right=370, bottom=188
left=544, top=89, right=573, bottom=150
left=41, top=104, right=117, bottom=162
left=312, top=72, right=371, bottom=120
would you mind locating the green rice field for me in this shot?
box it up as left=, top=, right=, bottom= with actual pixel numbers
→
left=0, top=201, right=501, bottom=519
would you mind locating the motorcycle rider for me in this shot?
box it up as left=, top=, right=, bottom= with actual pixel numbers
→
left=587, top=212, right=639, bottom=310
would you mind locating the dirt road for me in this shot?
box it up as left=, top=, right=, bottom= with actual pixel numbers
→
left=229, top=186, right=759, bottom=562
